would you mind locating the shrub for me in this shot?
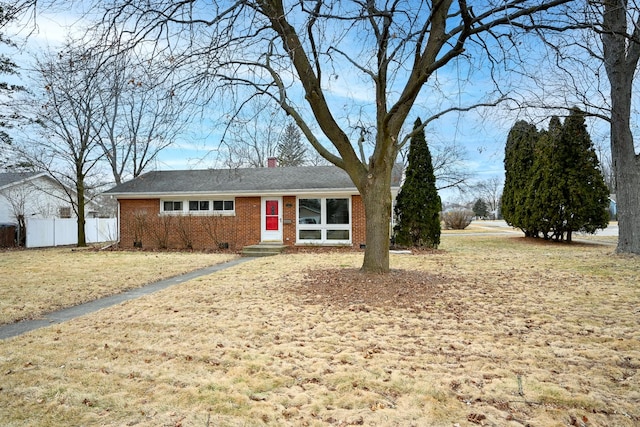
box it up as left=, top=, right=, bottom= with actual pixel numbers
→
left=150, top=215, right=173, bottom=249
left=176, top=215, right=194, bottom=249
left=442, top=209, right=473, bottom=230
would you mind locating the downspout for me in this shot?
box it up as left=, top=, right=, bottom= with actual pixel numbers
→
left=116, top=197, right=121, bottom=246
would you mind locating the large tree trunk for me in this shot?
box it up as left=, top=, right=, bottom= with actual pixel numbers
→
left=603, top=0, right=640, bottom=255
left=76, top=178, right=87, bottom=247
left=611, top=106, right=640, bottom=254
left=359, top=163, right=393, bottom=273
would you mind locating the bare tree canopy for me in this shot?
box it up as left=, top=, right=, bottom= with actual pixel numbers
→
left=221, top=99, right=285, bottom=168
left=62, top=0, right=570, bottom=271
left=12, top=42, right=106, bottom=246
left=94, top=41, right=192, bottom=184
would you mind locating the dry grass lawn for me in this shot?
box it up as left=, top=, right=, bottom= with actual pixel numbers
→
left=0, top=236, right=638, bottom=426
left=0, top=248, right=236, bottom=325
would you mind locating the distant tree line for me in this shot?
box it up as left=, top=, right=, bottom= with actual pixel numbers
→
left=501, top=109, right=610, bottom=242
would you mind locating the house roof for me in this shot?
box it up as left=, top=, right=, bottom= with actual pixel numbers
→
left=0, top=172, right=44, bottom=191
left=104, top=165, right=403, bottom=198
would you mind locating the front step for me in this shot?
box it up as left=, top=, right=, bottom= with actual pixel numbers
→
left=241, top=243, right=288, bottom=257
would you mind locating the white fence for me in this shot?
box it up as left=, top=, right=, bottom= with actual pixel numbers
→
left=25, top=218, right=117, bottom=248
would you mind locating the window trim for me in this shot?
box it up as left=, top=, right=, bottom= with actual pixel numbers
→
left=160, top=198, right=235, bottom=216
left=296, top=196, right=351, bottom=244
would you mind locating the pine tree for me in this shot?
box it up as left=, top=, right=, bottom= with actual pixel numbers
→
left=277, top=122, right=306, bottom=167
left=1, top=5, right=26, bottom=166
left=472, top=198, right=489, bottom=219
left=393, top=118, right=441, bottom=248
left=501, top=120, right=539, bottom=236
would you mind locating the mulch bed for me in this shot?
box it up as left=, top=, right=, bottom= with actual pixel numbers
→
left=296, top=267, right=450, bottom=310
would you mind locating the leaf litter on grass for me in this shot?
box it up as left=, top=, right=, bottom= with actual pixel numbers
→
left=0, top=236, right=638, bottom=426
left=0, top=248, right=236, bottom=325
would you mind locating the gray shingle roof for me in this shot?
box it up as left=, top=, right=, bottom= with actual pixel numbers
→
left=0, top=172, right=42, bottom=190
left=104, top=165, right=403, bottom=197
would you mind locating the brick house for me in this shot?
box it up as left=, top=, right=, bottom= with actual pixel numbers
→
left=104, top=163, right=402, bottom=250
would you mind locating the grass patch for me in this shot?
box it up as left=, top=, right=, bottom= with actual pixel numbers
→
left=0, top=235, right=638, bottom=426
left=0, top=248, right=236, bottom=324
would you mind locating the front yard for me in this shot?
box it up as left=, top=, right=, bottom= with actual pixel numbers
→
left=0, top=235, right=638, bottom=426
left=0, top=249, right=236, bottom=325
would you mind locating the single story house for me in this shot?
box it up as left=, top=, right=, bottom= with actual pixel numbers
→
left=104, top=163, right=402, bottom=250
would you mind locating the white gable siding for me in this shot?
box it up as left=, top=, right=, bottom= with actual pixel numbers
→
left=0, top=176, right=73, bottom=224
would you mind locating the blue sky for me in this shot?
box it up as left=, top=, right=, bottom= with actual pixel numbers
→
left=5, top=3, right=614, bottom=203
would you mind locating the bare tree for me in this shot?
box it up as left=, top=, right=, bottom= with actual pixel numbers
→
left=0, top=182, right=28, bottom=244
left=221, top=99, right=285, bottom=168
left=95, top=43, right=191, bottom=184
left=399, top=138, right=471, bottom=191
left=594, top=139, right=616, bottom=192
left=471, top=177, right=503, bottom=218
left=13, top=41, right=105, bottom=246
left=95, top=0, right=572, bottom=272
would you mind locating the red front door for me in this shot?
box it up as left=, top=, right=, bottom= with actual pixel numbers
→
left=265, top=199, right=279, bottom=231
left=262, top=197, right=283, bottom=241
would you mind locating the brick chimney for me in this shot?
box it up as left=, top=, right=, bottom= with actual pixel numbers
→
left=267, top=157, right=278, bottom=168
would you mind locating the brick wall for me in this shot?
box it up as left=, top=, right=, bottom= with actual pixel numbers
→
left=282, top=196, right=297, bottom=244
left=118, top=198, right=262, bottom=250
left=351, top=195, right=366, bottom=247
left=118, top=195, right=365, bottom=250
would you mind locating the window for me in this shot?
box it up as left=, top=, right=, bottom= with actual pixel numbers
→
left=189, top=201, right=210, bottom=211
left=213, top=200, right=234, bottom=212
left=59, top=206, right=72, bottom=218
left=326, top=198, right=349, bottom=224
left=163, top=201, right=183, bottom=212
left=162, top=199, right=234, bottom=215
left=297, top=197, right=350, bottom=243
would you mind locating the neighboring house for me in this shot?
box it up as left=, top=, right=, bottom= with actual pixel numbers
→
left=104, top=163, right=403, bottom=250
left=0, top=172, right=77, bottom=224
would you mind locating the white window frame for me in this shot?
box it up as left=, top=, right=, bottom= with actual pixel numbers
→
left=162, top=200, right=184, bottom=213
left=296, top=196, right=351, bottom=244
left=160, top=198, right=235, bottom=216
left=189, top=200, right=211, bottom=212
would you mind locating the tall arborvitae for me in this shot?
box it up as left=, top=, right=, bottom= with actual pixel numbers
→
left=503, top=112, right=610, bottom=241
left=526, top=116, right=564, bottom=239
left=501, top=120, right=539, bottom=236
left=558, top=108, right=610, bottom=241
left=393, top=118, right=441, bottom=248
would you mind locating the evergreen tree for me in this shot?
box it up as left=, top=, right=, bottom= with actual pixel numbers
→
left=277, top=122, right=306, bottom=166
left=393, top=118, right=441, bottom=248
left=558, top=108, right=610, bottom=241
left=0, top=5, right=26, bottom=167
left=501, top=120, right=539, bottom=236
left=526, top=116, right=564, bottom=239
left=472, top=198, right=489, bottom=219
left=504, top=112, right=610, bottom=241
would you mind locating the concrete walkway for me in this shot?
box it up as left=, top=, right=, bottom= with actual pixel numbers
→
left=0, top=257, right=253, bottom=341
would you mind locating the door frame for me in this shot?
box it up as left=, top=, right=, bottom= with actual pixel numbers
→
left=260, top=196, right=283, bottom=242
